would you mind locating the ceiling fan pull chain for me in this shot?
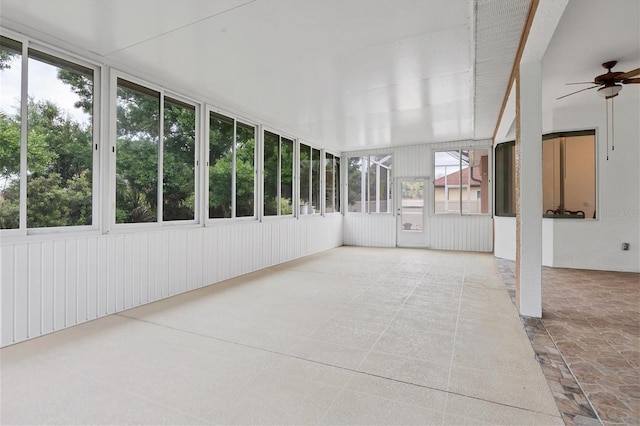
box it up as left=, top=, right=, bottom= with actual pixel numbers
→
left=611, top=96, right=615, bottom=152
left=605, top=98, right=609, bottom=161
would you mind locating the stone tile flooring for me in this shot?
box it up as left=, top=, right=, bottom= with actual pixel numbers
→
left=496, top=259, right=639, bottom=426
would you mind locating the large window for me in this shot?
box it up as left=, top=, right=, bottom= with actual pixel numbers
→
left=208, top=111, right=255, bottom=219
left=116, top=78, right=196, bottom=224
left=263, top=131, right=293, bottom=216
left=434, top=149, right=489, bottom=214
left=299, top=143, right=321, bottom=215
left=495, top=142, right=515, bottom=216
left=543, top=131, right=595, bottom=219
left=325, top=153, right=341, bottom=213
left=0, top=36, right=97, bottom=230
left=494, top=131, right=596, bottom=219
left=347, top=154, right=392, bottom=213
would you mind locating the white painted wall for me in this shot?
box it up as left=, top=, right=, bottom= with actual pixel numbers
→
left=343, top=142, right=494, bottom=251
left=546, top=99, right=639, bottom=272
left=494, top=216, right=516, bottom=260
left=0, top=215, right=343, bottom=347
left=493, top=98, right=640, bottom=273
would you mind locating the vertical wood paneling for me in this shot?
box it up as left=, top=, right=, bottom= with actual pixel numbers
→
left=123, top=234, right=133, bottom=308
left=160, top=232, right=169, bottom=298
left=97, top=237, right=108, bottom=317
left=1, top=212, right=343, bottom=347
left=1, top=245, right=15, bottom=346
left=41, top=241, right=55, bottom=334
left=86, top=237, right=98, bottom=321
left=428, top=216, right=493, bottom=252
left=147, top=232, right=159, bottom=302
left=115, top=236, right=125, bottom=311
left=106, top=237, right=117, bottom=314
left=14, top=244, right=28, bottom=342
left=53, top=240, right=66, bottom=330
left=76, top=238, right=88, bottom=323
left=66, top=239, right=78, bottom=327
left=28, top=244, right=42, bottom=338
left=139, top=233, right=149, bottom=303
left=132, top=234, right=141, bottom=307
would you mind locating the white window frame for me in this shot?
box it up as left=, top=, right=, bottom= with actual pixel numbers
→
left=432, top=146, right=492, bottom=216
left=0, top=31, right=102, bottom=237
left=205, top=106, right=258, bottom=223
left=110, top=71, right=200, bottom=231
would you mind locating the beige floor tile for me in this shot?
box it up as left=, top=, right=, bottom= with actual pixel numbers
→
left=358, top=350, right=450, bottom=390
left=345, top=373, right=447, bottom=412
left=206, top=369, right=341, bottom=425
left=321, top=388, right=443, bottom=425
left=371, top=325, right=456, bottom=365
left=286, top=338, right=370, bottom=370
left=447, top=364, right=560, bottom=416
left=443, top=393, right=564, bottom=425
left=1, top=247, right=563, bottom=425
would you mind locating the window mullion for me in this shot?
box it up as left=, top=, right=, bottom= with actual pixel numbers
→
left=277, top=137, right=282, bottom=215
left=231, top=120, right=237, bottom=218
left=158, top=94, right=164, bottom=224
left=18, top=41, right=28, bottom=231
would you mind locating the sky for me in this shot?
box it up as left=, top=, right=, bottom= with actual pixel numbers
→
left=0, top=55, right=91, bottom=124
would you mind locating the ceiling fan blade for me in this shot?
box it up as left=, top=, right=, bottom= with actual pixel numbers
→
left=618, top=67, right=640, bottom=79
left=556, top=85, right=599, bottom=100
left=566, top=81, right=596, bottom=85
left=622, top=78, right=640, bottom=84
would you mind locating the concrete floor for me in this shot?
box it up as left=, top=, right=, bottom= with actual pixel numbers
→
left=1, top=247, right=562, bottom=425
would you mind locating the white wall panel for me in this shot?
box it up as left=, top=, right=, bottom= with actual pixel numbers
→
left=1, top=245, right=15, bottom=346
left=0, top=215, right=342, bottom=347
left=28, top=244, right=42, bottom=338
left=343, top=215, right=396, bottom=247
left=394, top=144, right=430, bottom=177
left=428, top=215, right=493, bottom=252
left=14, top=244, right=28, bottom=342
left=86, top=237, right=98, bottom=321
left=41, top=241, right=55, bottom=334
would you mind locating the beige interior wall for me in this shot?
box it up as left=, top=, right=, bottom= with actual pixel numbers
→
left=564, top=135, right=595, bottom=217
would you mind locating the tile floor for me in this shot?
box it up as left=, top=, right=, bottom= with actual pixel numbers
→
left=498, top=260, right=639, bottom=426
left=1, top=247, right=563, bottom=425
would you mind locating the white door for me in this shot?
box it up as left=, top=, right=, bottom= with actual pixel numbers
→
left=396, top=177, right=428, bottom=247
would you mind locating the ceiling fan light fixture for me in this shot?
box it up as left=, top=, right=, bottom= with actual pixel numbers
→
left=597, top=84, right=622, bottom=99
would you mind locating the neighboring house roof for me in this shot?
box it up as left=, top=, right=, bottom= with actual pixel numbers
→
left=434, top=167, right=482, bottom=187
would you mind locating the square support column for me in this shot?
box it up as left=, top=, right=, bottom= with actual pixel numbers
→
left=515, top=61, right=542, bottom=318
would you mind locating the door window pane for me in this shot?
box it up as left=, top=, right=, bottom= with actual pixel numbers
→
left=311, top=148, right=320, bottom=214
left=163, top=97, right=195, bottom=221
left=325, top=153, right=335, bottom=213
left=27, top=49, right=94, bottom=227
left=280, top=137, right=294, bottom=215
left=299, top=143, right=310, bottom=213
left=400, top=181, right=424, bottom=231
left=209, top=112, right=233, bottom=218
left=263, top=131, right=279, bottom=216
left=116, top=79, right=159, bottom=223
left=0, top=37, right=22, bottom=229
left=347, top=157, right=366, bottom=212
left=235, top=121, right=255, bottom=217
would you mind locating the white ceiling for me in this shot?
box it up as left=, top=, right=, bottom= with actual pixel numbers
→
left=1, top=0, right=637, bottom=152
left=541, top=0, right=640, bottom=112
